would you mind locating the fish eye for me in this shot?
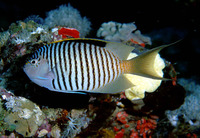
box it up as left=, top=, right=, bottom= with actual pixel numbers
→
left=30, top=59, right=38, bottom=65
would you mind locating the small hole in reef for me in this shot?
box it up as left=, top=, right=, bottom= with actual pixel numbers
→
left=14, top=120, right=18, bottom=123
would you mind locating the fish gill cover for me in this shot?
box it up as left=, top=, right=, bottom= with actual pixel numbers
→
left=0, top=2, right=198, bottom=138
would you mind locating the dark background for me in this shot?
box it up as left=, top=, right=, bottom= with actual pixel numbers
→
left=1, top=0, right=200, bottom=81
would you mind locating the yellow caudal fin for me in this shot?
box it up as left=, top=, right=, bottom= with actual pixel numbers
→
left=123, top=44, right=172, bottom=80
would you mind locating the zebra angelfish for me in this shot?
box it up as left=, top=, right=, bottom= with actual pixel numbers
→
left=23, top=38, right=166, bottom=94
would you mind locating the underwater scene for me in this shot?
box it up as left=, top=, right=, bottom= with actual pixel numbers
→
left=0, top=0, right=200, bottom=137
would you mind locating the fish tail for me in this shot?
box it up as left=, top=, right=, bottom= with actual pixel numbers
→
left=123, top=44, right=171, bottom=80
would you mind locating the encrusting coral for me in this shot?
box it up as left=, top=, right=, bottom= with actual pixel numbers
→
left=97, top=21, right=151, bottom=46
left=0, top=88, right=45, bottom=137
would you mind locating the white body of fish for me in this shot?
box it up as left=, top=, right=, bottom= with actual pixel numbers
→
left=24, top=38, right=166, bottom=94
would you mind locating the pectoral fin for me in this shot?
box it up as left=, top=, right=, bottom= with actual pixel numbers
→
left=94, top=75, right=135, bottom=93
left=46, top=70, right=55, bottom=80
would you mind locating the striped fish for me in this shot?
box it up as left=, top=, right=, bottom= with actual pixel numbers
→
left=23, top=38, right=166, bottom=94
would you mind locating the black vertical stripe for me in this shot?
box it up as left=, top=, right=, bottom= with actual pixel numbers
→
left=63, top=42, right=68, bottom=90
left=59, top=42, right=67, bottom=90
left=46, top=45, right=50, bottom=65
left=52, top=48, right=57, bottom=90
left=85, top=43, right=90, bottom=90
left=55, top=43, right=62, bottom=90
left=87, top=44, right=92, bottom=90
left=42, top=47, right=45, bottom=59
left=95, top=47, right=101, bottom=88
left=35, top=51, right=39, bottom=59
left=53, top=43, right=57, bottom=67
left=73, top=42, right=79, bottom=90
left=114, top=56, right=120, bottom=77
left=107, top=51, right=115, bottom=82
left=90, top=44, right=95, bottom=90
left=99, top=47, right=106, bottom=86
left=113, top=54, right=119, bottom=76
left=50, top=43, right=54, bottom=69
left=45, top=46, right=49, bottom=60
left=52, top=79, right=56, bottom=89
left=78, top=43, right=84, bottom=89
left=68, top=42, right=72, bottom=90
left=103, top=49, right=110, bottom=83
left=101, top=48, right=107, bottom=85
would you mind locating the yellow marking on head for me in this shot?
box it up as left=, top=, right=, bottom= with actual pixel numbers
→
left=25, top=61, right=30, bottom=65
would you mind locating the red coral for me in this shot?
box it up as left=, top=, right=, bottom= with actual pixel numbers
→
left=114, top=111, right=130, bottom=137
left=120, top=92, right=126, bottom=99
left=113, top=126, right=120, bottom=132
left=130, top=129, right=139, bottom=138
left=115, top=129, right=125, bottom=138
left=113, top=111, right=158, bottom=138
left=116, top=111, right=128, bottom=124
left=165, top=61, right=177, bottom=86
left=124, top=124, right=130, bottom=128
left=136, top=118, right=157, bottom=137
left=130, top=38, right=145, bottom=47
left=186, top=133, right=197, bottom=138
left=58, top=27, right=80, bottom=39
left=56, top=109, right=69, bottom=125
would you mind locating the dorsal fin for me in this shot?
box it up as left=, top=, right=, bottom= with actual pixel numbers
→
left=105, top=42, right=135, bottom=60
left=50, top=38, right=135, bottom=60
left=50, top=38, right=107, bottom=47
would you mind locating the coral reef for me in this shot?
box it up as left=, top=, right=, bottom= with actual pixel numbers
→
left=0, top=88, right=45, bottom=137
left=0, top=2, right=194, bottom=138
left=109, top=108, right=158, bottom=138
left=44, top=4, right=91, bottom=37
left=8, top=20, right=49, bottom=45
left=61, top=109, right=91, bottom=138
left=97, top=21, right=151, bottom=46
left=0, top=88, right=91, bottom=137
left=135, top=118, right=157, bottom=137
left=0, top=4, right=92, bottom=92
left=166, top=78, right=200, bottom=129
